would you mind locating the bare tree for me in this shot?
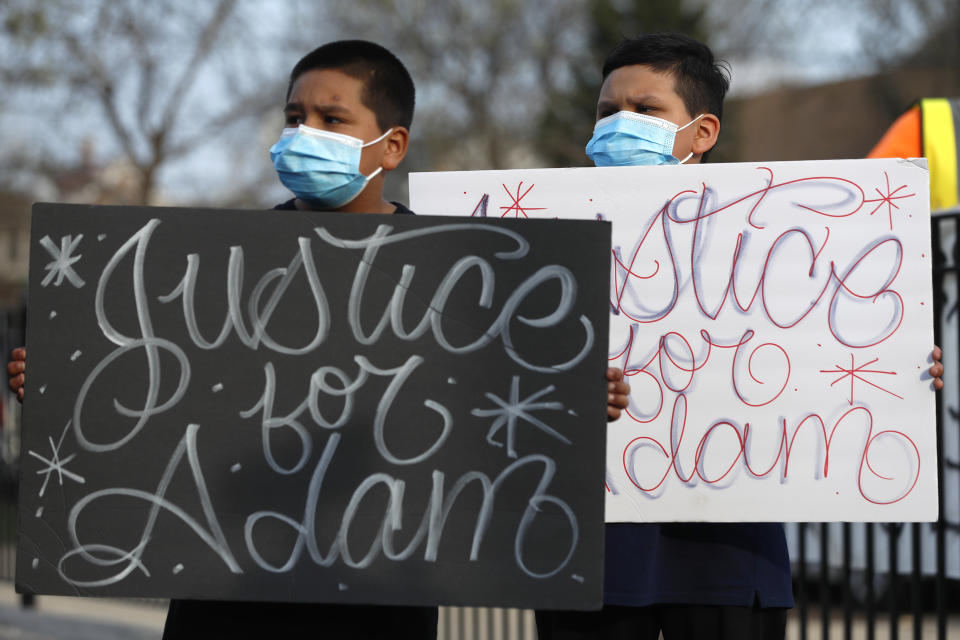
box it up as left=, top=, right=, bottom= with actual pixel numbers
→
left=0, top=0, right=288, bottom=205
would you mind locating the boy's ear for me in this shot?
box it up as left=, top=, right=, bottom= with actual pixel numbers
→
left=381, top=126, right=410, bottom=172
left=690, top=114, right=720, bottom=158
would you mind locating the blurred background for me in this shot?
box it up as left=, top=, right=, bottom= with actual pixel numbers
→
left=1, top=1, right=960, bottom=638
left=1, top=0, right=958, bottom=243
left=0, top=0, right=958, bottom=303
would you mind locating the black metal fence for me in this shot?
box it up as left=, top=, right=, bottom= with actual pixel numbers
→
left=1, top=212, right=959, bottom=639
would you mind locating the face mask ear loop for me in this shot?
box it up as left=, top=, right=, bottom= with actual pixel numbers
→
left=356, top=128, right=393, bottom=184
left=676, top=113, right=705, bottom=132
left=335, top=165, right=386, bottom=208
left=362, top=127, right=395, bottom=148
left=676, top=115, right=705, bottom=164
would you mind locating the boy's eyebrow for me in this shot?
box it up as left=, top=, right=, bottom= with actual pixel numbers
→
left=596, top=94, right=664, bottom=112
left=283, top=102, right=353, bottom=116
left=309, top=104, right=352, bottom=116
left=624, top=94, right=664, bottom=107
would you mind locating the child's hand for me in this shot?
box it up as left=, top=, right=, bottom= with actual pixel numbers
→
left=607, top=367, right=630, bottom=421
left=7, top=347, right=25, bottom=403
left=930, top=345, right=944, bottom=391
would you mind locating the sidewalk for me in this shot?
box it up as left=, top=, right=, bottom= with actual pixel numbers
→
left=0, top=581, right=165, bottom=639
left=785, top=608, right=960, bottom=640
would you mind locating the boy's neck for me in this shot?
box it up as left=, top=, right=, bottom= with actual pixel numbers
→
left=295, top=197, right=396, bottom=214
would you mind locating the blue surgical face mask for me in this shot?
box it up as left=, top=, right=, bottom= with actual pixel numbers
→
left=585, top=111, right=704, bottom=167
left=270, top=124, right=393, bottom=209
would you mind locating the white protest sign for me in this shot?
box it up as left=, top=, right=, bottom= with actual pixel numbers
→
left=410, top=159, right=937, bottom=522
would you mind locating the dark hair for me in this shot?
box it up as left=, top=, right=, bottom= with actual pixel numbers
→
left=602, top=33, right=730, bottom=159
left=287, top=40, right=415, bottom=131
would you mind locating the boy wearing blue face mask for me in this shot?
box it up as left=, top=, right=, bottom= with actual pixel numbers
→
left=269, top=40, right=415, bottom=216
left=159, top=40, right=439, bottom=640
left=537, top=31, right=945, bottom=640
left=585, top=37, right=723, bottom=169
left=538, top=33, right=794, bottom=640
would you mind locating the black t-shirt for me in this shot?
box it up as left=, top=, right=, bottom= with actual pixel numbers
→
left=273, top=198, right=414, bottom=214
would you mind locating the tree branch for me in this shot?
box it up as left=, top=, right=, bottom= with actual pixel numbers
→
left=157, top=0, right=238, bottom=140
left=62, top=31, right=143, bottom=168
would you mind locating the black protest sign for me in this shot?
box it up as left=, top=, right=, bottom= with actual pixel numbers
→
left=16, top=203, right=610, bottom=609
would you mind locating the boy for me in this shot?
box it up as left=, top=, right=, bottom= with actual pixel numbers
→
left=270, top=40, right=413, bottom=216
left=9, top=39, right=632, bottom=637
left=535, top=32, right=944, bottom=640
left=170, top=38, right=437, bottom=640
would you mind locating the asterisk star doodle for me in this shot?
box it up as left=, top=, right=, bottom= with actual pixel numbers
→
left=499, top=182, right=547, bottom=218
left=472, top=376, right=570, bottom=458
left=864, top=171, right=916, bottom=231
left=40, top=234, right=86, bottom=288
left=819, top=353, right=902, bottom=405
left=28, top=421, right=86, bottom=497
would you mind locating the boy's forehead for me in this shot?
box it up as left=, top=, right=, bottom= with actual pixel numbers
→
left=288, top=68, right=365, bottom=103
left=600, top=64, right=680, bottom=101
